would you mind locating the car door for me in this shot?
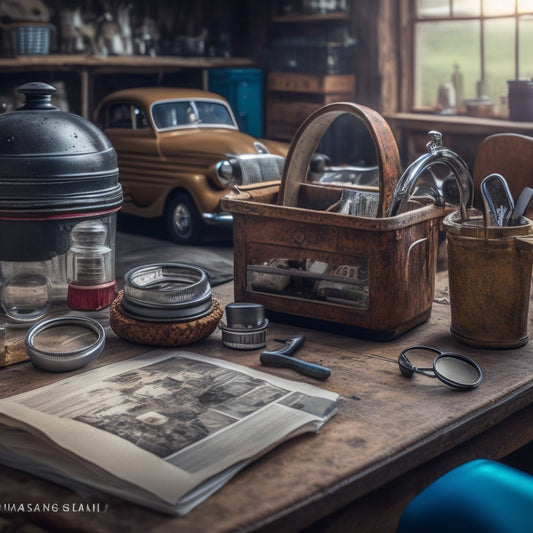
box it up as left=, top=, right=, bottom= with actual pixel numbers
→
left=101, top=102, right=162, bottom=209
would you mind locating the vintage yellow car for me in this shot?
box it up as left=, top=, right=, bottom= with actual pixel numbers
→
left=94, top=87, right=288, bottom=243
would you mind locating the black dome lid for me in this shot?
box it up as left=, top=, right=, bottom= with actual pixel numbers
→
left=0, top=82, right=122, bottom=217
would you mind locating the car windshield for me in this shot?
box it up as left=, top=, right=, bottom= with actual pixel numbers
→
left=151, top=99, right=236, bottom=130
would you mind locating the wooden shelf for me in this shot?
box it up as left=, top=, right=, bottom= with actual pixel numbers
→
left=385, top=112, right=533, bottom=170
left=385, top=112, right=533, bottom=135
left=266, top=8, right=354, bottom=141
left=0, top=54, right=255, bottom=118
left=0, top=54, right=254, bottom=71
left=272, top=11, right=350, bottom=23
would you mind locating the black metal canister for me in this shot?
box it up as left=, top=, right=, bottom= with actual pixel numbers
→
left=0, top=82, right=123, bottom=318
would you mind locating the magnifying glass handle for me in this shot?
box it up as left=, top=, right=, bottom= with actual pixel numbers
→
left=260, top=351, right=331, bottom=380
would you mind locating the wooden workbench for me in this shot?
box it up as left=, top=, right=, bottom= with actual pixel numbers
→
left=2, top=272, right=533, bottom=532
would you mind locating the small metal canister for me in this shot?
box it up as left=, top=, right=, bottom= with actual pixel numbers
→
left=0, top=82, right=122, bottom=321
left=444, top=210, right=533, bottom=348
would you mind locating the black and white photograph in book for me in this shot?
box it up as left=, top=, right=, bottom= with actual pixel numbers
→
left=16, top=356, right=335, bottom=463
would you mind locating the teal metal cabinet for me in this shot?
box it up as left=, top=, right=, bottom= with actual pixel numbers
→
left=209, top=68, right=263, bottom=138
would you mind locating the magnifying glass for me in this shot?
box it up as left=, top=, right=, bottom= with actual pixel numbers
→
left=398, top=345, right=482, bottom=390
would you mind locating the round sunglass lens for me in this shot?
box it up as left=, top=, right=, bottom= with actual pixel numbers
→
left=434, top=354, right=482, bottom=389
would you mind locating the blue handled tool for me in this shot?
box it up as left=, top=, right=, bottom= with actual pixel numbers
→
left=260, top=336, right=331, bottom=381
left=509, top=187, right=533, bottom=226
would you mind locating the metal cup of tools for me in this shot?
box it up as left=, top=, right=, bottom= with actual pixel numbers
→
left=444, top=178, right=533, bottom=349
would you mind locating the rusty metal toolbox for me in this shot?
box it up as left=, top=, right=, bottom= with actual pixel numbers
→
left=221, top=102, right=453, bottom=340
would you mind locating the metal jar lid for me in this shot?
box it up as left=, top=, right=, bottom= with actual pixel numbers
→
left=124, top=263, right=211, bottom=306
left=0, top=82, right=123, bottom=261
left=121, top=263, right=213, bottom=322
left=0, top=82, right=122, bottom=217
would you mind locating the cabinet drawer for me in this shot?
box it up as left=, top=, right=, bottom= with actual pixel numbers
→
left=267, top=73, right=355, bottom=94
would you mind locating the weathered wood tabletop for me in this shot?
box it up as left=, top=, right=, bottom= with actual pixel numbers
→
left=2, top=272, right=533, bottom=533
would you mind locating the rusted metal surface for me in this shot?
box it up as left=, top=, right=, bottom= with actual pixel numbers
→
left=278, top=101, right=401, bottom=217
left=222, top=102, right=448, bottom=339
left=444, top=210, right=533, bottom=348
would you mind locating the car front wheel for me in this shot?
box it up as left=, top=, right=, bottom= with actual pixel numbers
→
left=165, top=193, right=203, bottom=244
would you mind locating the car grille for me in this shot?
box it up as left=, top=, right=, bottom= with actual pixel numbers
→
left=232, top=154, right=285, bottom=185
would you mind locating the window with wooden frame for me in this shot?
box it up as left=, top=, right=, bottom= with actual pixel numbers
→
left=411, top=0, right=533, bottom=116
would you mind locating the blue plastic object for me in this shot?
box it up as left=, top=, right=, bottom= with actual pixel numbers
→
left=397, top=459, right=533, bottom=533
left=208, top=68, right=263, bottom=138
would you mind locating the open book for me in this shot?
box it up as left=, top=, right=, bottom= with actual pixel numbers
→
left=0, top=350, right=338, bottom=515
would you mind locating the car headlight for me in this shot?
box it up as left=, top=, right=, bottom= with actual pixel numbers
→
left=254, top=141, right=269, bottom=154
left=216, top=160, right=235, bottom=186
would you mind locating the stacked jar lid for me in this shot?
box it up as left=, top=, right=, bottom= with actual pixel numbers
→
left=121, top=263, right=213, bottom=322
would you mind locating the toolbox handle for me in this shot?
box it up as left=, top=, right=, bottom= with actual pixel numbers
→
left=278, top=102, right=402, bottom=218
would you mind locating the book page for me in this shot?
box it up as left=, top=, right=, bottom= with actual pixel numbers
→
left=0, top=350, right=338, bottom=514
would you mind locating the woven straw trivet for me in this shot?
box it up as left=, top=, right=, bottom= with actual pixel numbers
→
left=110, top=291, right=223, bottom=346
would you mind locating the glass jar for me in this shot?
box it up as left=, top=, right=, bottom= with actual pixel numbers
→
left=0, top=82, right=122, bottom=322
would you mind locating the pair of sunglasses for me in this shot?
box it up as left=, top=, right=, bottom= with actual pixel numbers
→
left=398, top=345, right=482, bottom=390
